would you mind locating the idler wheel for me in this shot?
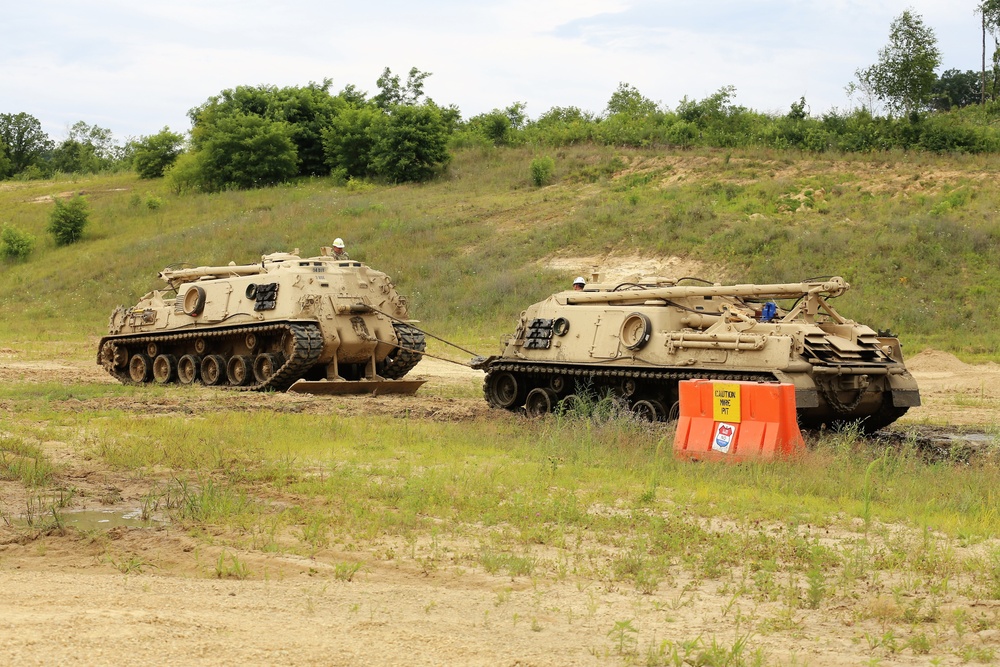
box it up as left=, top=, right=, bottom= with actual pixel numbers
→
left=152, top=354, right=178, bottom=384
left=525, top=387, right=557, bottom=418
left=486, top=371, right=521, bottom=409
left=177, top=354, right=201, bottom=385
left=253, top=353, right=283, bottom=383
left=200, top=354, right=227, bottom=386
left=631, top=399, right=666, bottom=422
left=227, top=355, right=253, bottom=386
left=128, top=353, right=153, bottom=383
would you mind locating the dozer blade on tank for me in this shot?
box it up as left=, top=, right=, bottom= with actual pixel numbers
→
left=286, top=378, right=427, bottom=395
left=98, top=248, right=426, bottom=394
left=472, top=275, right=920, bottom=432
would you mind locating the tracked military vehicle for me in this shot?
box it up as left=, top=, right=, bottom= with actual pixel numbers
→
left=472, top=276, right=919, bottom=432
left=98, top=248, right=426, bottom=394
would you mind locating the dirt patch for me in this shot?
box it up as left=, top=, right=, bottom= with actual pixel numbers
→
left=543, top=254, right=710, bottom=284
left=904, top=348, right=971, bottom=374
left=611, top=153, right=988, bottom=202
left=901, top=348, right=1000, bottom=427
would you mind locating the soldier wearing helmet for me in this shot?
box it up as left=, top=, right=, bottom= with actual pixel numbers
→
left=331, top=237, right=349, bottom=260
left=572, top=276, right=586, bottom=291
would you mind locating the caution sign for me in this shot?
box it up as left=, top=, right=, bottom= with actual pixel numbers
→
left=712, top=383, right=742, bottom=422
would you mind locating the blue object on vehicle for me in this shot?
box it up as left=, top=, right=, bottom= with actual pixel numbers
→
left=760, top=301, right=778, bottom=322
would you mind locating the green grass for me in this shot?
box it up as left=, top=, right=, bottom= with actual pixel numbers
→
left=3, top=395, right=998, bottom=659
left=4, top=145, right=1000, bottom=357
left=0, top=434, right=55, bottom=487
left=35, top=407, right=990, bottom=540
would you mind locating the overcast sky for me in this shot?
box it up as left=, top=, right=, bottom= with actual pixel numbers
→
left=1, top=0, right=988, bottom=142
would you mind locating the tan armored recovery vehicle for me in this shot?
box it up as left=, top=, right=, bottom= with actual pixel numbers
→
left=98, top=248, right=426, bottom=394
left=472, top=275, right=919, bottom=432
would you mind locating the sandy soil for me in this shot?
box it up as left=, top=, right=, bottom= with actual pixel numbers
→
left=1, top=351, right=997, bottom=666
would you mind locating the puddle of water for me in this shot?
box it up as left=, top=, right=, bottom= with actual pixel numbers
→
left=60, top=508, right=167, bottom=531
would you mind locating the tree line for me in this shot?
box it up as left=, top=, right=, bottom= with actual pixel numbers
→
left=3, top=8, right=1000, bottom=194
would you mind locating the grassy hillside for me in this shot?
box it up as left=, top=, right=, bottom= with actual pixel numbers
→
left=2, top=145, right=1000, bottom=361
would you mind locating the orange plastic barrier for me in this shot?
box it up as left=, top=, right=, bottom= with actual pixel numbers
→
left=673, top=379, right=804, bottom=461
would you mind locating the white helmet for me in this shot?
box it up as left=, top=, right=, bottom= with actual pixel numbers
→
left=573, top=276, right=586, bottom=286
left=333, top=238, right=345, bottom=249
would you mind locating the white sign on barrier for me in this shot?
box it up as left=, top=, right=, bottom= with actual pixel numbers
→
left=712, top=422, right=736, bottom=453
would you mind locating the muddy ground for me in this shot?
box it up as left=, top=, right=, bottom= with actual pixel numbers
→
left=1, top=350, right=998, bottom=666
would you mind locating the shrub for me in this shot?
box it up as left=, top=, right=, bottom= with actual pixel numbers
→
left=530, top=156, right=555, bottom=186
left=322, top=105, right=379, bottom=179
left=1, top=225, right=35, bottom=260
left=665, top=119, right=697, bottom=148
left=13, top=165, right=46, bottom=181
left=165, top=151, right=204, bottom=194
left=802, top=128, right=832, bottom=152
left=368, top=104, right=451, bottom=183
left=47, top=195, right=89, bottom=246
left=133, top=128, right=185, bottom=178
left=186, top=114, right=298, bottom=191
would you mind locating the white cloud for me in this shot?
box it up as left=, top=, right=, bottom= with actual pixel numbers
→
left=0, top=0, right=989, bottom=140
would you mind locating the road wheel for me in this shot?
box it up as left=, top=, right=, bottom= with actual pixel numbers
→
left=128, top=353, right=152, bottom=383
left=153, top=354, right=177, bottom=384
left=253, top=353, right=283, bottom=383
left=227, top=355, right=253, bottom=386
left=632, top=399, right=666, bottom=422
left=525, top=387, right=556, bottom=418
left=200, top=354, right=227, bottom=386
left=178, top=354, right=201, bottom=385
left=557, top=394, right=584, bottom=415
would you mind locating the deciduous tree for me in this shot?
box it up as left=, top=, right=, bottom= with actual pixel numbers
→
left=0, top=140, right=11, bottom=179
left=373, top=67, right=431, bottom=109
left=862, top=10, right=941, bottom=116
left=931, top=69, right=981, bottom=110
left=605, top=83, right=658, bottom=117
left=977, top=1, right=1000, bottom=102
left=0, top=113, right=53, bottom=174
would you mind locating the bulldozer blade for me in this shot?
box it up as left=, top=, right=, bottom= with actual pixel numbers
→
left=287, top=378, right=427, bottom=395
